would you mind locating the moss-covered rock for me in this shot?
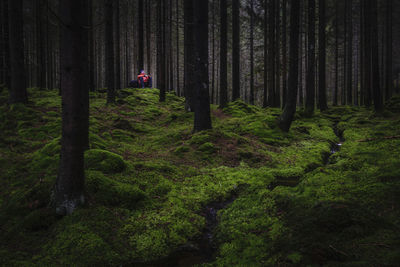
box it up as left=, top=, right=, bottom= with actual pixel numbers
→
left=85, top=149, right=126, bottom=173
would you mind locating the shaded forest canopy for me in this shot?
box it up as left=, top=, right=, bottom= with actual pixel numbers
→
left=1, top=0, right=400, bottom=266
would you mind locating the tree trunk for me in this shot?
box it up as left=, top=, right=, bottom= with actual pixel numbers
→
left=263, top=0, right=268, bottom=108
left=305, top=0, right=315, bottom=116
left=268, top=0, right=276, bottom=106
left=333, top=0, right=338, bottom=106
left=169, top=0, right=174, bottom=91
left=282, top=0, right=287, bottom=109
left=232, top=0, right=240, bottom=101
left=1, top=0, right=11, bottom=88
left=318, top=0, right=328, bottom=111
left=105, top=0, right=115, bottom=103
left=249, top=0, right=254, bottom=105
left=219, top=0, right=228, bottom=108
left=158, top=0, right=166, bottom=101
left=278, top=0, right=300, bottom=132
left=146, top=0, right=152, bottom=74
left=193, top=0, right=212, bottom=132
left=275, top=0, right=281, bottom=107
left=363, top=0, right=371, bottom=106
left=8, top=0, right=27, bottom=104
left=115, top=0, right=121, bottom=90
left=346, top=0, right=353, bottom=104
left=385, top=0, right=393, bottom=101
left=183, top=0, right=194, bottom=109
left=176, top=0, right=180, bottom=95
left=88, top=0, right=95, bottom=91
left=138, top=0, right=144, bottom=72
left=370, top=0, right=382, bottom=111
left=55, top=0, right=89, bottom=216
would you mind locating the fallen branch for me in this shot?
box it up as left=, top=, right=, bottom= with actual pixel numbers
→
left=357, top=135, right=400, bottom=142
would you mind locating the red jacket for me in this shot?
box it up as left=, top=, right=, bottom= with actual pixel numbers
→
left=138, top=73, right=150, bottom=83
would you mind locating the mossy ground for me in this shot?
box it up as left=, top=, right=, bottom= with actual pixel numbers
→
left=0, top=88, right=399, bottom=266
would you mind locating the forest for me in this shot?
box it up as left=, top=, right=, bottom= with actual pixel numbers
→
left=1, top=0, right=400, bottom=266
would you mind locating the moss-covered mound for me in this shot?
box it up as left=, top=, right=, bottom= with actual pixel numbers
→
left=0, top=87, right=399, bottom=266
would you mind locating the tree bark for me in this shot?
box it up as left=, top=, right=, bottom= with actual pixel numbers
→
left=346, top=0, right=353, bottom=104
left=219, top=0, right=228, bottom=108
left=384, top=0, right=393, bottom=101
left=55, top=0, right=89, bottom=215
left=138, top=0, right=144, bottom=72
left=318, top=0, right=328, bottom=111
left=275, top=0, right=281, bottom=107
left=183, top=0, right=194, bottom=109
left=193, top=0, right=212, bottom=132
left=105, top=0, right=115, bottom=103
left=232, top=0, right=240, bottom=101
left=7, top=0, right=27, bottom=104
left=176, top=0, right=180, bottom=95
left=370, top=0, right=382, bottom=111
left=115, top=0, right=121, bottom=90
left=305, top=0, right=315, bottom=116
left=268, top=0, right=276, bottom=106
left=282, top=0, right=287, bottom=109
left=278, top=0, right=300, bottom=132
left=249, top=0, right=254, bottom=105
left=146, top=0, right=152, bottom=74
left=333, top=0, right=338, bottom=106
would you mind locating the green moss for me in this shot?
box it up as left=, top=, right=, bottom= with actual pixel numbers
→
left=85, top=149, right=126, bottom=173
left=173, top=144, right=190, bottom=155
left=198, top=142, right=216, bottom=153
left=86, top=171, right=146, bottom=207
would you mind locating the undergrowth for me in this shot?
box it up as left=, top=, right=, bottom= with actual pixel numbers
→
left=0, top=87, right=399, bottom=266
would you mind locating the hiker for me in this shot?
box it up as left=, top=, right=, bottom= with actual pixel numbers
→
left=137, top=70, right=152, bottom=88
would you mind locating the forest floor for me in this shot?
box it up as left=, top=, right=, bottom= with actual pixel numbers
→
left=0, top=87, right=400, bottom=266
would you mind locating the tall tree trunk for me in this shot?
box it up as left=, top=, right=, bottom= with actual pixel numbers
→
left=183, top=0, right=194, bottom=109
left=282, top=0, right=287, bottom=109
left=363, top=0, right=372, bottom=106
left=105, top=0, right=115, bottom=103
left=138, top=0, right=144, bottom=71
left=1, top=0, right=11, bottom=88
left=268, top=0, right=276, bottom=106
left=333, top=0, right=338, bottom=106
left=318, top=0, right=328, bottom=111
left=88, top=0, right=95, bottom=91
left=115, top=0, right=121, bottom=90
left=298, top=2, right=303, bottom=107
left=275, top=0, right=281, bottom=107
left=385, top=0, right=393, bottom=101
left=36, top=0, right=46, bottom=89
left=232, top=0, right=240, bottom=101
left=169, top=0, right=173, bottom=91
left=176, top=0, right=180, bottom=96
left=346, top=0, right=353, bottom=104
left=211, top=0, right=216, bottom=104
left=8, top=0, right=27, bottom=104
left=249, top=0, right=254, bottom=105
left=359, top=0, right=364, bottom=105
left=219, top=0, right=228, bottom=108
left=193, top=0, right=212, bottom=132
left=55, top=0, right=89, bottom=215
left=279, top=0, right=300, bottom=132
left=263, top=0, right=268, bottom=108
left=370, top=0, right=382, bottom=111
left=305, top=0, right=315, bottom=116
left=146, top=0, right=152, bottom=74
left=158, top=0, right=166, bottom=101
